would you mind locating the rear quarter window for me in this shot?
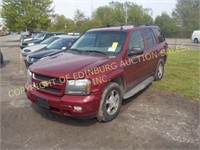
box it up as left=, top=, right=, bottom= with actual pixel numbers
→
left=153, top=27, right=165, bottom=43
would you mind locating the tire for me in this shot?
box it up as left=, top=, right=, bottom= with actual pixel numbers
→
left=194, top=38, right=199, bottom=43
left=97, top=82, right=122, bottom=122
left=154, top=59, right=164, bottom=81
left=0, top=52, right=3, bottom=64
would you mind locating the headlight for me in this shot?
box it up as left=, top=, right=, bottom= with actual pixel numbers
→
left=26, top=56, right=37, bottom=63
left=28, top=43, right=34, bottom=46
left=26, top=55, right=29, bottom=62
left=27, top=69, right=32, bottom=84
left=65, top=79, right=91, bottom=95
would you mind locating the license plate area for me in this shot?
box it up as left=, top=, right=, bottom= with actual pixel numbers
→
left=35, top=97, right=50, bottom=109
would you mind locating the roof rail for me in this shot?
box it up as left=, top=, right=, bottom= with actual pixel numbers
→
left=134, top=23, right=157, bottom=27
left=134, top=24, right=146, bottom=27
left=98, top=23, right=125, bottom=28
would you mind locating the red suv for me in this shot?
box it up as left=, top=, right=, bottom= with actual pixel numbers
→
left=25, top=25, right=168, bottom=122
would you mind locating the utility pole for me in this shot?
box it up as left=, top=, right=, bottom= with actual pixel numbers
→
left=124, top=5, right=128, bottom=26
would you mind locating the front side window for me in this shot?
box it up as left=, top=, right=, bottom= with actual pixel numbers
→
left=128, top=30, right=145, bottom=50
left=71, top=31, right=127, bottom=55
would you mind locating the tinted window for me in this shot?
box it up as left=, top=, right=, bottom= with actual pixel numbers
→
left=34, top=33, right=45, bottom=39
left=128, top=30, right=145, bottom=50
left=143, top=28, right=155, bottom=49
left=150, top=29, right=157, bottom=45
left=41, top=36, right=58, bottom=44
left=153, top=27, right=165, bottom=43
left=47, top=38, right=76, bottom=49
left=45, top=34, right=54, bottom=39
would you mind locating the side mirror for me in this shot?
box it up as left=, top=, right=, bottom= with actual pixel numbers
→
left=128, top=47, right=144, bottom=56
left=62, top=47, right=67, bottom=50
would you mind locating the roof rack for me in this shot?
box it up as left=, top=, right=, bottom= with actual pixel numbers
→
left=99, top=23, right=125, bottom=28
left=134, top=24, right=146, bottom=27
left=134, top=23, right=157, bottom=27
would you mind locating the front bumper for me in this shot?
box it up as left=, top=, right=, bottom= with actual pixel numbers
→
left=25, top=82, right=102, bottom=118
left=25, top=60, right=33, bottom=68
left=21, top=51, right=28, bottom=61
left=20, top=45, right=27, bottom=49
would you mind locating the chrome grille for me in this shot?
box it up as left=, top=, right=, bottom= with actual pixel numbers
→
left=33, top=73, right=64, bottom=95
left=34, top=73, right=61, bottom=84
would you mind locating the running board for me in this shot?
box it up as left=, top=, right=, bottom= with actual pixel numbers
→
left=123, top=76, right=154, bottom=99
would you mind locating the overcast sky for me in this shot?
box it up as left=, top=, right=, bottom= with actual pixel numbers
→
left=53, top=0, right=177, bottom=20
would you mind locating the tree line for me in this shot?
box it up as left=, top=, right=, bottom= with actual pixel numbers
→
left=1, top=0, right=199, bottom=38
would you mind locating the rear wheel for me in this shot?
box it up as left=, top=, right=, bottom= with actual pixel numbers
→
left=97, top=82, right=122, bottom=122
left=194, top=38, right=199, bottom=43
left=155, top=59, right=164, bottom=81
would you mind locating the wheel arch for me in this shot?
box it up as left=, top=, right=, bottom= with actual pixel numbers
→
left=110, top=76, right=126, bottom=95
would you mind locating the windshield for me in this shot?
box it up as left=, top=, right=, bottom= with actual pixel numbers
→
left=33, top=33, right=45, bottom=39
left=70, top=31, right=126, bottom=55
left=47, top=38, right=76, bottom=49
left=41, top=36, right=58, bottom=44
left=31, top=33, right=37, bottom=38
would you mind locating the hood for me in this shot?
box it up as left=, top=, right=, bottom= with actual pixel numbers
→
left=24, top=44, right=47, bottom=52
left=30, top=52, right=111, bottom=78
left=29, top=49, right=63, bottom=59
left=24, top=38, right=33, bottom=42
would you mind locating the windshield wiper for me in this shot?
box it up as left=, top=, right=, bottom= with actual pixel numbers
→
left=69, top=48, right=82, bottom=53
left=85, top=50, right=107, bottom=55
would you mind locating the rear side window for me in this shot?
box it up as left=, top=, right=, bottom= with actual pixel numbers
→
left=128, top=30, right=145, bottom=50
left=153, top=27, right=165, bottom=43
left=143, top=28, right=156, bottom=49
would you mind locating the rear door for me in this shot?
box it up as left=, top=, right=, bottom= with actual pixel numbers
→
left=142, top=28, right=159, bottom=75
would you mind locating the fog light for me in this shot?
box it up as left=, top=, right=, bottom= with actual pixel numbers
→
left=73, top=106, right=82, bottom=112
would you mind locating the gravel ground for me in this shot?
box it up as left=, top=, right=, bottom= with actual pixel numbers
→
left=0, top=35, right=200, bottom=149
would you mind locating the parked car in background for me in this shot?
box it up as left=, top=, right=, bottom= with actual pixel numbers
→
left=21, top=35, right=68, bottom=61
left=26, top=35, right=79, bottom=67
left=0, top=49, right=4, bottom=64
left=20, top=31, right=41, bottom=43
left=191, top=30, right=200, bottom=43
left=20, top=32, right=64, bottom=49
left=25, top=25, right=168, bottom=122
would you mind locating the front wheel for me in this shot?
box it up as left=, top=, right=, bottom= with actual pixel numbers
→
left=97, top=82, right=122, bottom=122
left=154, top=59, right=164, bottom=81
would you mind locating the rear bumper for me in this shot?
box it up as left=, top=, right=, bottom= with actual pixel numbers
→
left=25, top=82, right=103, bottom=118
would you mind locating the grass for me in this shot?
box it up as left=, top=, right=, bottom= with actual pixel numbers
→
left=153, top=49, right=200, bottom=99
